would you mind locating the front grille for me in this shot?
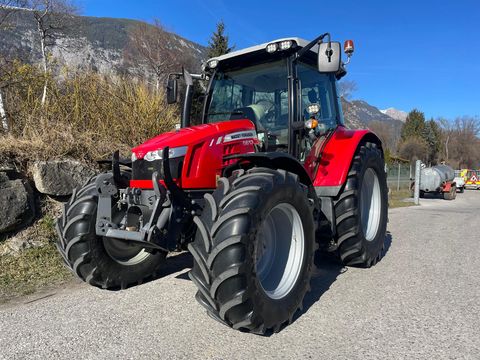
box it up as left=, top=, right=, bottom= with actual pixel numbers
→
left=132, top=158, right=183, bottom=180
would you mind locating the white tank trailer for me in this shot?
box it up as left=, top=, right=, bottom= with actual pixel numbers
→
left=419, top=164, right=457, bottom=200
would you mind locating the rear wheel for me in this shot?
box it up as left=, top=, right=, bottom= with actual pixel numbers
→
left=444, top=185, right=456, bottom=200
left=334, top=142, right=388, bottom=267
left=189, top=168, right=316, bottom=334
left=55, top=174, right=166, bottom=290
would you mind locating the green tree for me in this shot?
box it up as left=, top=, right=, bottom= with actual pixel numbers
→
left=207, top=20, right=234, bottom=58
left=422, top=119, right=442, bottom=165
left=400, top=109, right=426, bottom=141
left=189, top=21, right=233, bottom=125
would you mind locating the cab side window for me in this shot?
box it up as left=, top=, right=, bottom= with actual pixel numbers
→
left=297, top=63, right=338, bottom=130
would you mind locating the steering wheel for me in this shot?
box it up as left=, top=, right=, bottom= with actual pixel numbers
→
left=255, top=99, right=275, bottom=124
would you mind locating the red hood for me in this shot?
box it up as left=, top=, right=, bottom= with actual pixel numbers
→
left=132, top=120, right=256, bottom=159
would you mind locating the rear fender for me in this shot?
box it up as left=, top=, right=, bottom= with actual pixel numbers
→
left=311, top=127, right=383, bottom=197
left=442, top=181, right=455, bottom=192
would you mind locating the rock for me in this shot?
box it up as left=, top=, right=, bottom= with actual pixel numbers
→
left=0, top=172, right=35, bottom=234
left=31, top=160, right=96, bottom=196
left=0, top=230, right=45, bottom=256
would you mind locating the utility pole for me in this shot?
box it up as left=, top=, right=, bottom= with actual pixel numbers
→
left=397, top=163, right=401, bottom=191
left=414, top=160, right=421, bottom=205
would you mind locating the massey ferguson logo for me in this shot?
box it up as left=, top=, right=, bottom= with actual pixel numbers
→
left=223, top=130, right=257, bottom=143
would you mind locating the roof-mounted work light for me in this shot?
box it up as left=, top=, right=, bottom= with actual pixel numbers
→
left=207, top=59, right=219, bottom=69
left=266, top=43, right=278, bottom=53
left=279, top=40, right=293, bottom=50
left=266, top=40, right=296, bottom=54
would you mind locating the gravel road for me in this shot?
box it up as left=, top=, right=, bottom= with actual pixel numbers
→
left=1, top=191, right=479, bottom=359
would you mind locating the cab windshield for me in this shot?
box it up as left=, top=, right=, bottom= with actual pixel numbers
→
left=204, top=59, right=339, bottom=152
left=206, top=60, right=289, bottom=150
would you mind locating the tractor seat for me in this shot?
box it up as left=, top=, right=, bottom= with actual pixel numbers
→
left=230, top=105, right=267, bottom=132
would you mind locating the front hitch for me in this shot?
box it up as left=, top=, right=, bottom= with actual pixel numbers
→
left=94, top=147, right=199, bottom=253
left=95, top=171, right=169, bottom=253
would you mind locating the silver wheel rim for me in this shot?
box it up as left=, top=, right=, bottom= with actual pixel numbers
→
left=103, top=238, right=151, bottom=266
left=255, top=203, right=305, bottom=300
left=360, top=168, right=382, bottom=241
left=102, top=209, right=151, bottom=266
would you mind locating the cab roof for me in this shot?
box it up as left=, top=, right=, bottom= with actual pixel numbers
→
left=207, top=37, right=318, bottom=63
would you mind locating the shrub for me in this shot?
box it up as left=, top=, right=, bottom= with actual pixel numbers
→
left=0, top=62, right=179, bottom=164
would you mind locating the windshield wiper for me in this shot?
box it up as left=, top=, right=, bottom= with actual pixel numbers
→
left=207, top=110, right=244, bottom=116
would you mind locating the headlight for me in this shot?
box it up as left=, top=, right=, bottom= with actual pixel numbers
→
left=131, top=152, right=137, bottom=162
left=168, top=146, right=188, bottom=158
left=143, top=146, right=188, bottom=162
left=144, top=149, right=163, bottom=162
left=307, top=103, right=320, bottom=114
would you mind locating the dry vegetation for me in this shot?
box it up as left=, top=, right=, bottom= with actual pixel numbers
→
left=0, top=61, right=179, bottom=165
left=0, top=201, right=72, bottom=302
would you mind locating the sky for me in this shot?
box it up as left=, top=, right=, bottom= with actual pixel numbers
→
left=80, top=0, right=480, bottom=120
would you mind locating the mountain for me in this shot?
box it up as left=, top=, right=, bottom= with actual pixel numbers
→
left=342, top=99, right=404, bottom=129
left=380, top=108, right=408, bottom=122
left=0, top=7, right=206, bottom=76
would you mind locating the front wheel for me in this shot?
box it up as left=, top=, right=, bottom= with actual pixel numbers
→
left=334, top=142, right=388, bottom=267
left=55, top=174, right=166, bottom=290
left=189, top=168, right=316, bottom=334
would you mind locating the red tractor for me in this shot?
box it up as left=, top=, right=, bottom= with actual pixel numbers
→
left=56, top=34, right=388, bottom=334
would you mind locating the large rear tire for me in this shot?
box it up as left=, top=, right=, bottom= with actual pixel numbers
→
left=444, top=185, right=456, bottom=200
left=55, top=174, right=166, bottom=290
left=189, top=168, right=316, bottom=334
left=335, top=142, right=388, bottom=267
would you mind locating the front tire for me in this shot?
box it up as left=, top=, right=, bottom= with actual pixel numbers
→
left=335, top=142, right=388, bottom=267
left=189, top=168, right=316, bottom=334
left=55, top=174, right=166, bottom=290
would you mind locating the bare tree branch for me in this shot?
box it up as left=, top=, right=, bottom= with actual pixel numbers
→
left=125, top=20, right=181, bottom=89
left=337, top=80, right=358, bottom=99
left=23, top=0, right=77, bottom=105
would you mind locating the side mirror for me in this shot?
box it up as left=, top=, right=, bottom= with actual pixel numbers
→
left=166, top=77, right=178, bottom=104
left=317, top=41, right=341, bottom=73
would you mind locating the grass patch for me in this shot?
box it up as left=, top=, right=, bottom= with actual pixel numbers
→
left=389, top=189, right=415, bottom=208
left=0, top=242, right=72, bottom=302
left=0, top=211, right=72, bottom=303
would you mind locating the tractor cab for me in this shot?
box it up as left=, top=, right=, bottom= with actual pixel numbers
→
left=168, top=35, right=352, bottom=161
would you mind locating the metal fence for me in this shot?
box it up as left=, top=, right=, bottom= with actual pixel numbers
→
left=386, top=163, right=412, bottom=191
